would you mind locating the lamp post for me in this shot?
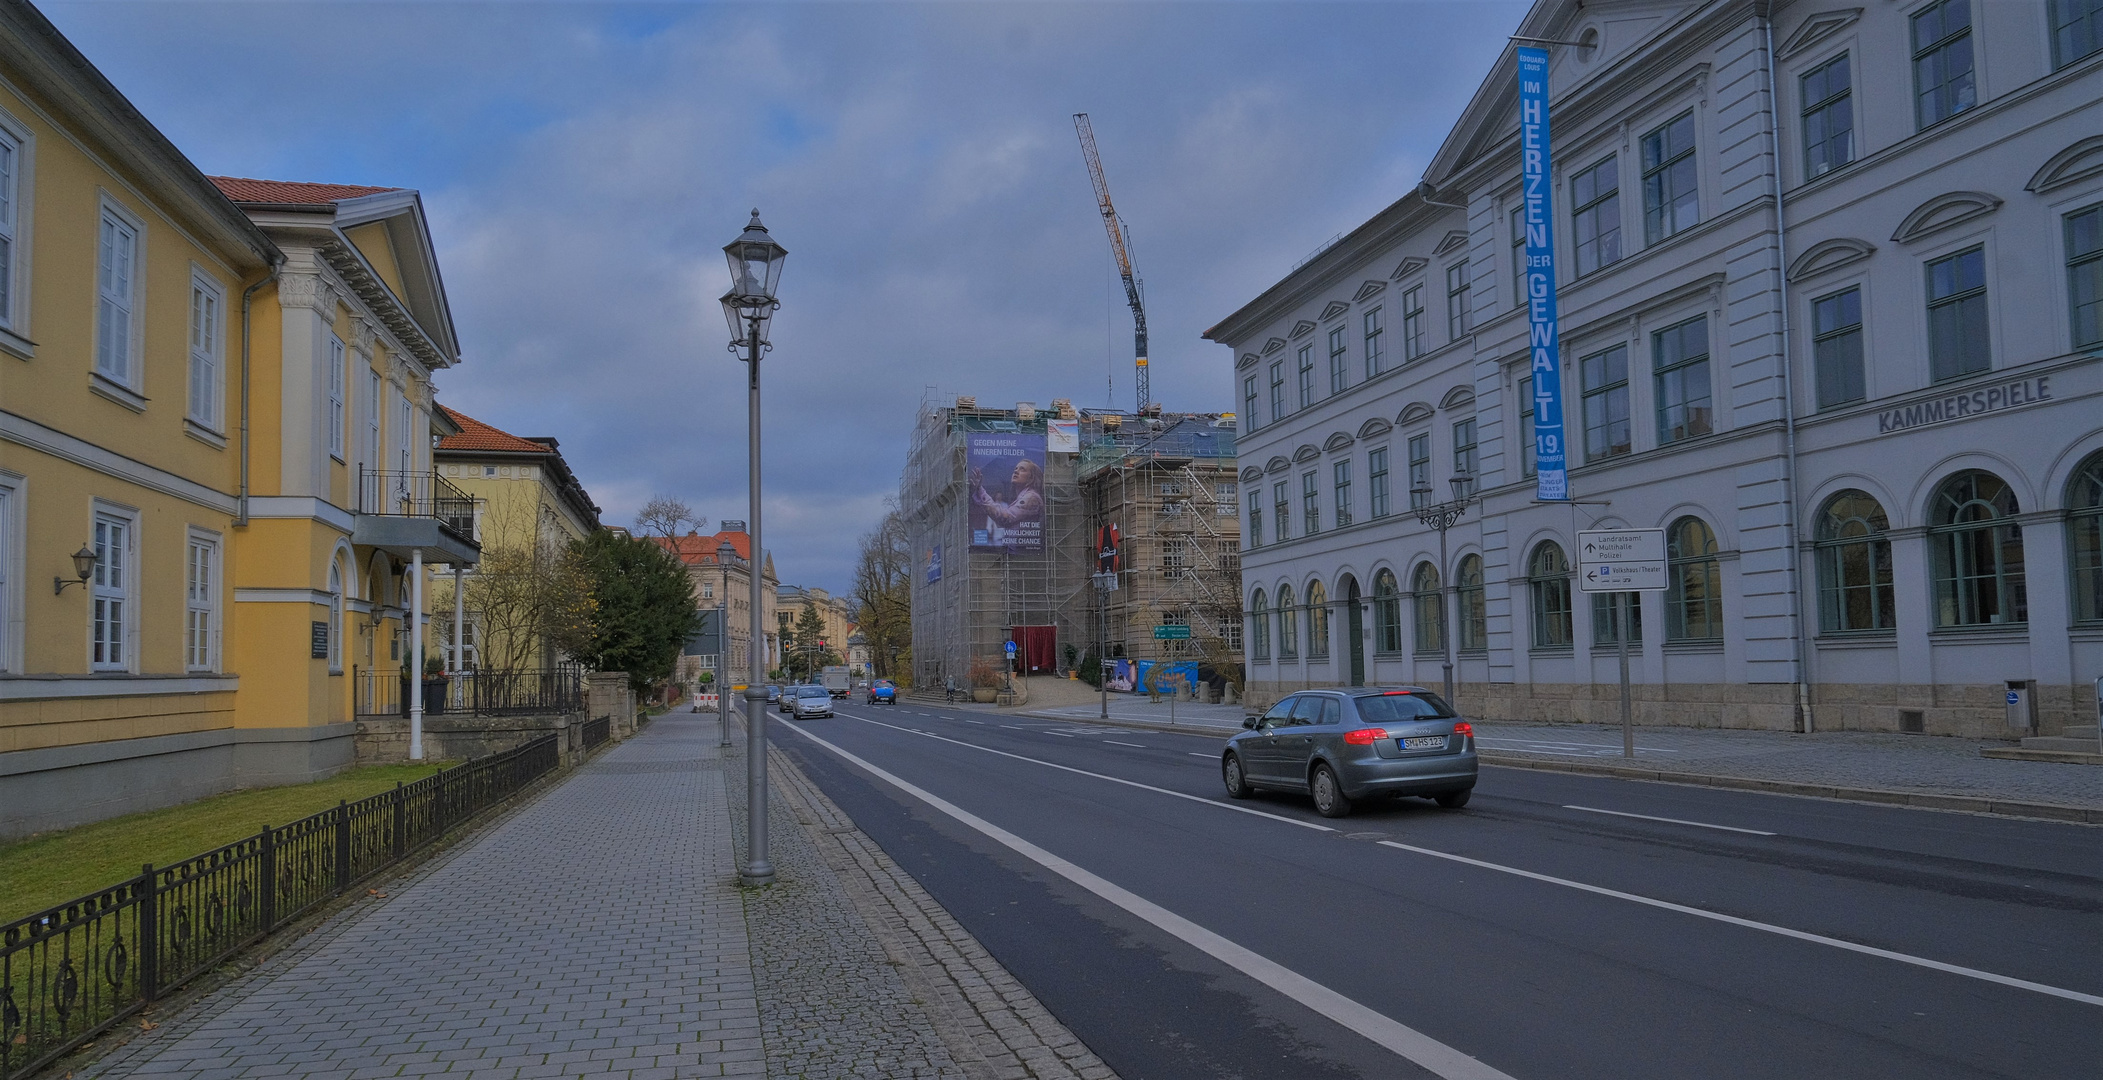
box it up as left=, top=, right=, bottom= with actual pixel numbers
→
left=1410, top=473, right=1475, bottom=708
left=722, top=209, right=785, bottom=887
left=718, top=540, right=735, bottom=749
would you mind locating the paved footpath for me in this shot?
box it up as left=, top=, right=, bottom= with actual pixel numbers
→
left=87, top=715, right=1114, bottom=1080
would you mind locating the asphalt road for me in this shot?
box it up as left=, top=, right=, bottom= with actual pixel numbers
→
left=767, top=698, right=2102, bottom=1080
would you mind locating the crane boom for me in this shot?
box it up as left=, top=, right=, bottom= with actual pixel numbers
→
left=1073, top=113, right=1150, bottom=412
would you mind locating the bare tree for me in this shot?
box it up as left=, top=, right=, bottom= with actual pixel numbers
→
left=436, top=501, right=596, bottom=671
left=851, top=508, right=913, bottom=683
left=635, top=495, right=704, bottom=540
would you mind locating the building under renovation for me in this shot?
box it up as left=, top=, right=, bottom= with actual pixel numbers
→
left=902, top=394, right=1241, bottom=691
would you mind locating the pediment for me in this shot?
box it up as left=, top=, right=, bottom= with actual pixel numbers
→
left=1356, top=417, right=1393, bottom=440
left=1289, top=319, right=1317, bottom=339
left=1353, top=279, right=1387, bottom=303
left=1323, top=431, right=1356, bottom=452
left=1432, top=230, right=1471, bottom=258
left=1237, top=352, right=1261, bottom=370
left=1390, top=256, right=1428, bottom=282
left=1397, top=401, right=1435, bottom=426
left=1292, top=444, right=1321, bottom=463
left=1892, top=191, right=2003, bottom=245
left=2027, top=135, right=2103, bottom=195
left=1777, top=8, right=1863, bottom=61
left=1264, top=456, right=1292, bottom=475
left=1440, top=385, right=1476, bottom=411
left=1788, top=237, right=1875, bottom=282
left=1261, top=337, right=1288, bottom=355
left=1320, top=300, right=1352, bottom=322
left=1240, top=465, right=1266, bottom=483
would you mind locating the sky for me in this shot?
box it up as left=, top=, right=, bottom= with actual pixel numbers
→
left=46, top=0, right=1530, bottom=596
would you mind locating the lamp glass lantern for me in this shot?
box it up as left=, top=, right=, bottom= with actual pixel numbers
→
left=71, top=544, right=98, bottom=582
left=722, top=209, right=787, bottom=345
left=1450, top=473, right=1475, bottom=501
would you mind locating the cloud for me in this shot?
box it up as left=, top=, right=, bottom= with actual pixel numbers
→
left=44, top=0, right=1528, bottom=594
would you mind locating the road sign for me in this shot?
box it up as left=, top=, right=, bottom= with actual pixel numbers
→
left=1004, top=640, right=1018, bottom=655
left=1577, top=529, right=1667, bottom=592
left=1152, top=624, right=1192, bottom=640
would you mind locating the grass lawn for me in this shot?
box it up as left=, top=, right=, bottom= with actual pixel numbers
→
left=0, top=762, right=445, bottom=922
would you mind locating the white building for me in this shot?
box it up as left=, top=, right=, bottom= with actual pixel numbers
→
left=1206, top=0, right=2101, bottom=737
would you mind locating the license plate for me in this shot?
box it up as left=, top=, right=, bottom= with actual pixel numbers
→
left=1401, top=736, right=1447, bottom=750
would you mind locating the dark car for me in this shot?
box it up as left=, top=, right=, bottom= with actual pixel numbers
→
left=1221, top=687, right=1476, bottom=818
left=764, top=685, right=781, bottom=704
left=778, top=684, right=800, bottom=712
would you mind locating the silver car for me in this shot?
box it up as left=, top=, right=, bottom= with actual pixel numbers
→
left=788, top=684, right=833, bottom=719
left=1221, top=687, right=1476, bottom=818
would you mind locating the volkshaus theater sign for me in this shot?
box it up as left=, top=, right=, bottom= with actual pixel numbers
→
left=1876, top=375, right=2052, bottom=434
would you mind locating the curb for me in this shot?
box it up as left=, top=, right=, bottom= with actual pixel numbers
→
left=1979, top=747, right=2103, bottom=766
left=1016, top=709, right=1241, bottom=737
left=1476, top=751, right=2103, bottom=824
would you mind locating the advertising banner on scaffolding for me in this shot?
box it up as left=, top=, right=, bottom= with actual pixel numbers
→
left=1518, top=45, right=1570, bottom=502
left=925, top=543, right=942, bottom=583
left=967, top=432, right=1047, bottom=552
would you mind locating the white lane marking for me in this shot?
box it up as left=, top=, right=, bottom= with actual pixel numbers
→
left=965, top=719, right=985, bottom=725
left=1045, top=731, right=1076, bottom=738
left=1563, top=805, right=1776, bottom=836
left=841, top=713, right=1332, bottom=832
left=782, top=722, right=1516, bottom=1080
left=1000, top=725, right=1023, bottom=730
left=1375, top=840, right=2103, bottom=1008
left=1188, top=753, right=1215, bottom=759
left=1105, top=740, right=1148, bottom=748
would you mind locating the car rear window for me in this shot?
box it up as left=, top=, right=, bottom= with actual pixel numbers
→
left=1353, top=692, right=1457, bottom=722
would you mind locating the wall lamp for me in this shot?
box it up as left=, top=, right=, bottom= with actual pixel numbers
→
left=54, top=544, right=98, bottom=594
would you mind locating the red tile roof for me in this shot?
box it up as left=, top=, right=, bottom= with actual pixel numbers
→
left=434, top=406, right=551, bottom=454
left=654, top=531, right=753, bottom=565
left=209, top=176, right=401, bottom=205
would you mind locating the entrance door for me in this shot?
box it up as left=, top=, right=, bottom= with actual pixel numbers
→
left=1344, top=576, right=1365, bottom=686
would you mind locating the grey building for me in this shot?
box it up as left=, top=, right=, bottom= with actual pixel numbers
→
left=1206, top=0, right=2101, bottom=738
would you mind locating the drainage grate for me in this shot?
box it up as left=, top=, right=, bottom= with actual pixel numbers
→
left=1899, top=709, right=1925, bottom=734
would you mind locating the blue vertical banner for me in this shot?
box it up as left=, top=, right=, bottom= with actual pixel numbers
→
left=1517, top=46, right=1569, bottom=502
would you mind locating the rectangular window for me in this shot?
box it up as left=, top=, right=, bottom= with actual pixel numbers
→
left=1801, top=53, right=1854, bottom=181
left=0, top=129, right=16, bottom=326
left=1367, top=447, right=1391, bottom=518
left=1408, top=433, right=1431, bottom=509
left=365, top=370, right=383, bottom=471
left=96, top=209, right=139, bottom=384
left=1641, top=112, right=1698, bottom=244
left=1518, top=374, right=1538, bottom=477
left=1273, top=481, right=1291, bottom=542
left=398, top=393, right=414, bottom=475
left=1328, top=327, right=1349, bottom=392
left=1592, top=592, right=1643, bottom=645
left=2068, top=203, right=2102, bottom=349
left=328, top=335, right=347, bottom=459
left=2053, top=0, right=2103, bottom=68
left=1571, top=155, right=1622, bottom=275
left=1243, top=375, right=1260, bottom=430
left=1927, top=246, right=1990, bottom=381
left=186, top=533, right=218, bottom=672
left=1401, top=286, right=1426, bottom=360
left=1247, top=490, right=1263, bottom=548
left=1362, top=307, right=1384, bottom=379
left=1452, top=418, right=1477, bottom=496
left=91, top=511, right=132, bottom=670
left=1653, top=316, right=1713, bottom=445
left=1269, top=360, right=1286, bottom=422
left=1301, top=471, right=1320, bottom=535
left=1812, top=287, right=1865, bottom=408
left=1297, top=344, right=1315, bottom=408
left=1510, top=206, right=1526, bottom=308
left=1581, top=344, right=1632, bottom=460
left=1333, top=460, right=1353, bottom=528
left=0, top=481, right=12, bottom=672
left=188, top=276, right=224, bottom=429
left=1913, top=0, right=1977, bottom=129
left=1445, top=260, right=1472, bottom=339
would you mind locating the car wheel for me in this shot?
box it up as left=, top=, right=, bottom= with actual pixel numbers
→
left=1434, top=788, right=1472, bottom=809
left=1222, top=754, right=1253, bottom=799
left=1311, top=764, right=1353, bottom=818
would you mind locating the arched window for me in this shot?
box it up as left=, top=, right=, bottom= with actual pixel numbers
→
left=2072, top=453, right=2103, bottom=625
left=1666, top=516, right=1722, bottom=640
left=327, top=560, right=345, bottom=673
left=1372, top=569, right=1403, bottom=653
left=1529, top=542, right=1573, bottom=648
left=1456, top=555, right=1486, bottom=652
left=1277, top=583, right=1299, bottom=658
left=1931, top=471, right=2026, bottom=626
left=1305, top=579, right=1330, bottom=658
left=1249, top=589, right=1270, bottom=660
left=1815, top=491, right=1894, bottom=632
left=1411, top=562, right=1443, bottom=655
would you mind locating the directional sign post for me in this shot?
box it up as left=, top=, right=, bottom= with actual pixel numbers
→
left=1151, top=624, right=1192, bottom=640
left=1577, top=529, right=1666, bottom=759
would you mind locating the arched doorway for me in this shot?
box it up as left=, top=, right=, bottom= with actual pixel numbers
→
left=1341, top=575, right=1365, bottom=686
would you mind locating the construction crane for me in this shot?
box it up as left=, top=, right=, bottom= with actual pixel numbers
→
left=1073, top=113, right=1150, bottom=413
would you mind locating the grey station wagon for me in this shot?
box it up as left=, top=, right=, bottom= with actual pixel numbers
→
left=1221, top=687, right=1477, bottom=818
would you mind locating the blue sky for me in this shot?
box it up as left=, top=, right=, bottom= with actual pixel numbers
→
left=46, top=0, right=1529, bottom=594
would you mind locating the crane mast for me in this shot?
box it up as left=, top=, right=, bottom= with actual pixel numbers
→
left=1073, top=113, right=1150, bottom=412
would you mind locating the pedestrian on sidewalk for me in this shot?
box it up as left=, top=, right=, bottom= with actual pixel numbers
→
left=945, top=675, right=956, bottom=704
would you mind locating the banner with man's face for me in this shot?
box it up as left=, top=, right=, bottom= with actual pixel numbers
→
left=967, top=433, right=1047, bottom=552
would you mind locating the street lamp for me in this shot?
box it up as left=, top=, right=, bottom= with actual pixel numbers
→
left=1411, top=472, right=1475, bottom=708
left=724, top=209, right=785, bottom=887
left=717, top=540, right=735, bottom=749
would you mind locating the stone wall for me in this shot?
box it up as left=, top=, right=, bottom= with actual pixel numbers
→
left=355, top=713, right=574, bottom=764
left=587, top=673, right=637, bottom=739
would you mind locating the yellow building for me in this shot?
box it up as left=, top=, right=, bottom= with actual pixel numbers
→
left=776, top=585, right=855, bottom=676
left=656, top=528, right=777, bottom=684
left=0, top=3, right=475, bottom=836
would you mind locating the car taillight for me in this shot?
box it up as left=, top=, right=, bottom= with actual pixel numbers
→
left=1453, top=722, right=1473, bottom=737
left=1343, top=727, right=1388, bottom=745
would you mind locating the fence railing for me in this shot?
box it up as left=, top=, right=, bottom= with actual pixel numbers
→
left=354, top=668, right=584, bottom=718
left=355, top=467, right=475, bottom=538
left=581, top=716, right=611, bottom=749
left=0, top=735, right=560, bottom=1080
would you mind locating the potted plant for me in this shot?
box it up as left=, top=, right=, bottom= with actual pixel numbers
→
left=968, top=655, right=1000, bottom=703
left=423, top=653, right=449, bottom=714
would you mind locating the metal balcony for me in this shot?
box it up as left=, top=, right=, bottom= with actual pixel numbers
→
left=352, top=467, right=481, bottom=565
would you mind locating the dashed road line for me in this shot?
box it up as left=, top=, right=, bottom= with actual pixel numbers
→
left=1563, top=804, right=1776, bottom=836
left=1104, top=740, right=1147, bottom=748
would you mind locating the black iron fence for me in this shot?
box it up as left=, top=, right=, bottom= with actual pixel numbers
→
left=581, top=716, right=611, bottom=749
left=353, top=668, right=583, bottom=719
left=0, top=735, right=560, bottom=1080
left=355, top=467, right=475, bottom=538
